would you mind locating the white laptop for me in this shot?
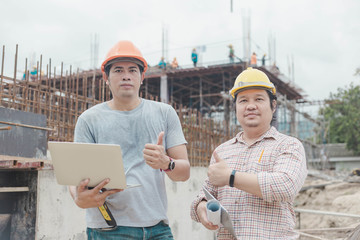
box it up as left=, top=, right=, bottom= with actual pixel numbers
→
left=48, top=141, right=141, bottom=189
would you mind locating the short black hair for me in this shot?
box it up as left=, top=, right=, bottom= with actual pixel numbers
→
left=266, top=90, right=277, bottom=110
left=104, top=63, right=144, bottom=77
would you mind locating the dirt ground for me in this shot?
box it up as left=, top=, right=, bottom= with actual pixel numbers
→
left=294, top=169, right=360, bottom=240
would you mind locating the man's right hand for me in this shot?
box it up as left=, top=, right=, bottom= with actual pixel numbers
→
left=197, top=200, right=219, bottom=230
left=70, top=178, right=122, bottom=209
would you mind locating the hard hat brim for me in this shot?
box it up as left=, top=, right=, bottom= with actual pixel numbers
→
left=104, top=57, right=145, bottom=71
left=101, top=56, right=147, bottom=73
left=230, top=84, right=276, bottom=98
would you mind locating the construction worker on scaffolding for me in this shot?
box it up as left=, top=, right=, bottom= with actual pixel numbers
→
left=171, top=57, right=179, bottom=69
left=191, top=67, right=307, bottom=239
left=228, top=44, right=235, bottom=63
left=250, top=52, right=258, bottom=66
left=70, top=40, right=190, bottom=240
left=191, top=48, right=198, bottom=67
left=158, top=56, right=167, bottom=70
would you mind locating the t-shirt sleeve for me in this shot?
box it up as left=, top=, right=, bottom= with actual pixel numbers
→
left=165, top=106, right=187, bottom=150
left=74, top=115, right=96, bottom=143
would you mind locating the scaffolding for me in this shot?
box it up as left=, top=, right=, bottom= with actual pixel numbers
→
left=0, top=44, right=324, bottom=167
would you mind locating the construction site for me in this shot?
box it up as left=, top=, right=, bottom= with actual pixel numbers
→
left=0, top=36, right=359, bottom=239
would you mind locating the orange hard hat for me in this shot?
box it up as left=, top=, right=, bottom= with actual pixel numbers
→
left=101, top=40, right=148, bottom=73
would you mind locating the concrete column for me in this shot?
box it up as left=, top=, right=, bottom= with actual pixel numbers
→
left=160, top=74, right=168, bottom=103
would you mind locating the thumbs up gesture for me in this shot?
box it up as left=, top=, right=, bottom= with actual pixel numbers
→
left=208, top=152, right=232, bottom=187
left=143, top=131, right=170, bottom=170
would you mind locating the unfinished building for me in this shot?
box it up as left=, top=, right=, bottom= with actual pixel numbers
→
left=0, top=45, right=319, bottom=239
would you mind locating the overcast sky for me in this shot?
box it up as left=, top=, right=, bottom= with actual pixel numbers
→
left=1, top=0, right=359, bottom=103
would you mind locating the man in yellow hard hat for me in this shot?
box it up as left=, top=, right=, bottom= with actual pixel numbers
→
left=70, top=40, right=190, bottom=239
left=191, top=67, right=307, bottom=239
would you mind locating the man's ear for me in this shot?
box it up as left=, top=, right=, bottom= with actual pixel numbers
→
left=103, top=72, right=110, bottom=85
left=141, top=72, right=145, bottom=84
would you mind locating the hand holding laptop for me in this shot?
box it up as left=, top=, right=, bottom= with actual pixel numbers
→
left=71, top=178, right=123, bottom=209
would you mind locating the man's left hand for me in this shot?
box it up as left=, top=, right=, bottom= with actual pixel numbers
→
left=143, top=131, right=170, bottom=170
left=208, top=152, right=232, bottom=187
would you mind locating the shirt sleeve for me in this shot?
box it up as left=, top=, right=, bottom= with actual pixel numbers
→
left=190, top=154, right=218, bottom=222
left=258, top=137, right=308, bottom=202
left=165, top=106, right=187, bottom=149
left=74, top=115, right=95, bottom=143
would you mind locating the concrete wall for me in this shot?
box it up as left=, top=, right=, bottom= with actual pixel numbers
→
left=0, top=107, right=47, bottom=239
left=309, top=143, right=360, bottom=171
left=36, top=170, right=86, bottom=240
left=166, top=167, right=215, bottom=240
left=36, top=167, right=215, bottom=240
left=0, top=107, right=47, bottom=159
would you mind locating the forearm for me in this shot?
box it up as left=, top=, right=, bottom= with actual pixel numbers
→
left=166, top=159, right=190, bottom=181
left=191, top=198, right=206, bottom=222
left=258, top=171, right=305, bottom=202
left=233, top=171, right=263, bottom=198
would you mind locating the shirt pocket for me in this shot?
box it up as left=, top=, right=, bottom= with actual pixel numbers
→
left=246, top=154, right=274, bottom=173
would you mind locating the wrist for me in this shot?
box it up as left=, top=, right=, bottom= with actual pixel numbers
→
left=162, top=157, right=170, bottom=170
left=197, top=199, right=207, bottom=216
left=229, top=169, right=237, bottom=187
left=162, top=157, right=175, bottom=172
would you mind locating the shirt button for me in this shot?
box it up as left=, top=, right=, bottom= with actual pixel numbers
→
left=235, top=200, right=239, bottom=204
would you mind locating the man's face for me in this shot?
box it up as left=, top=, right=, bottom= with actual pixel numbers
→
left=104, top=61, right=143, bottom=100
left=235, top=89, right=275, bottom=130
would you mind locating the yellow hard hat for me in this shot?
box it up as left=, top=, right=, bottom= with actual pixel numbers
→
left=229, top=67, right=276, bottom=99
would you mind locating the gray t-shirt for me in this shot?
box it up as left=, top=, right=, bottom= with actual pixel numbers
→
left=74, top=99, right=187, bottom=228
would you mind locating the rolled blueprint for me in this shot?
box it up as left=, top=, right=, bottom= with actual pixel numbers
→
left=206, top=199, right=221, bottom=225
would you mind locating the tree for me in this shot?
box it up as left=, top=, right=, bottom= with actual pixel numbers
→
left=355, top=67, right=360, bottom=76
left=318, top=83, right=360, bottom=154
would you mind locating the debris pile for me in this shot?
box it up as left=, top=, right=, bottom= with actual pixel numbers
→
left=295, top=170, right=360, bottom=239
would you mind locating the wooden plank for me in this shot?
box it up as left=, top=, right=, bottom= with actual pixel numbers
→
left=0, top=155, right=52, bottom=170
left=299, top=182, right=340, bottom=192
left=299, top=227, right=354, bottom=232
left=297, top=231, right=324, bottom=240
left=0, top=120, right=54, bottom=131
left=0, top=187, right=29, bottom=192
left=295, top=208, right=360, bottom=219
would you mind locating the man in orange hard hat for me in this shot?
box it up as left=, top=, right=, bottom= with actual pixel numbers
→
left=191, top=68, right=307, bottom=239
left=70, top=40, right=190, bottom=239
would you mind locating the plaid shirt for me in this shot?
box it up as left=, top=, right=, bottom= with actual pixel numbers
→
left=190, top=127, right=307, bottom=240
